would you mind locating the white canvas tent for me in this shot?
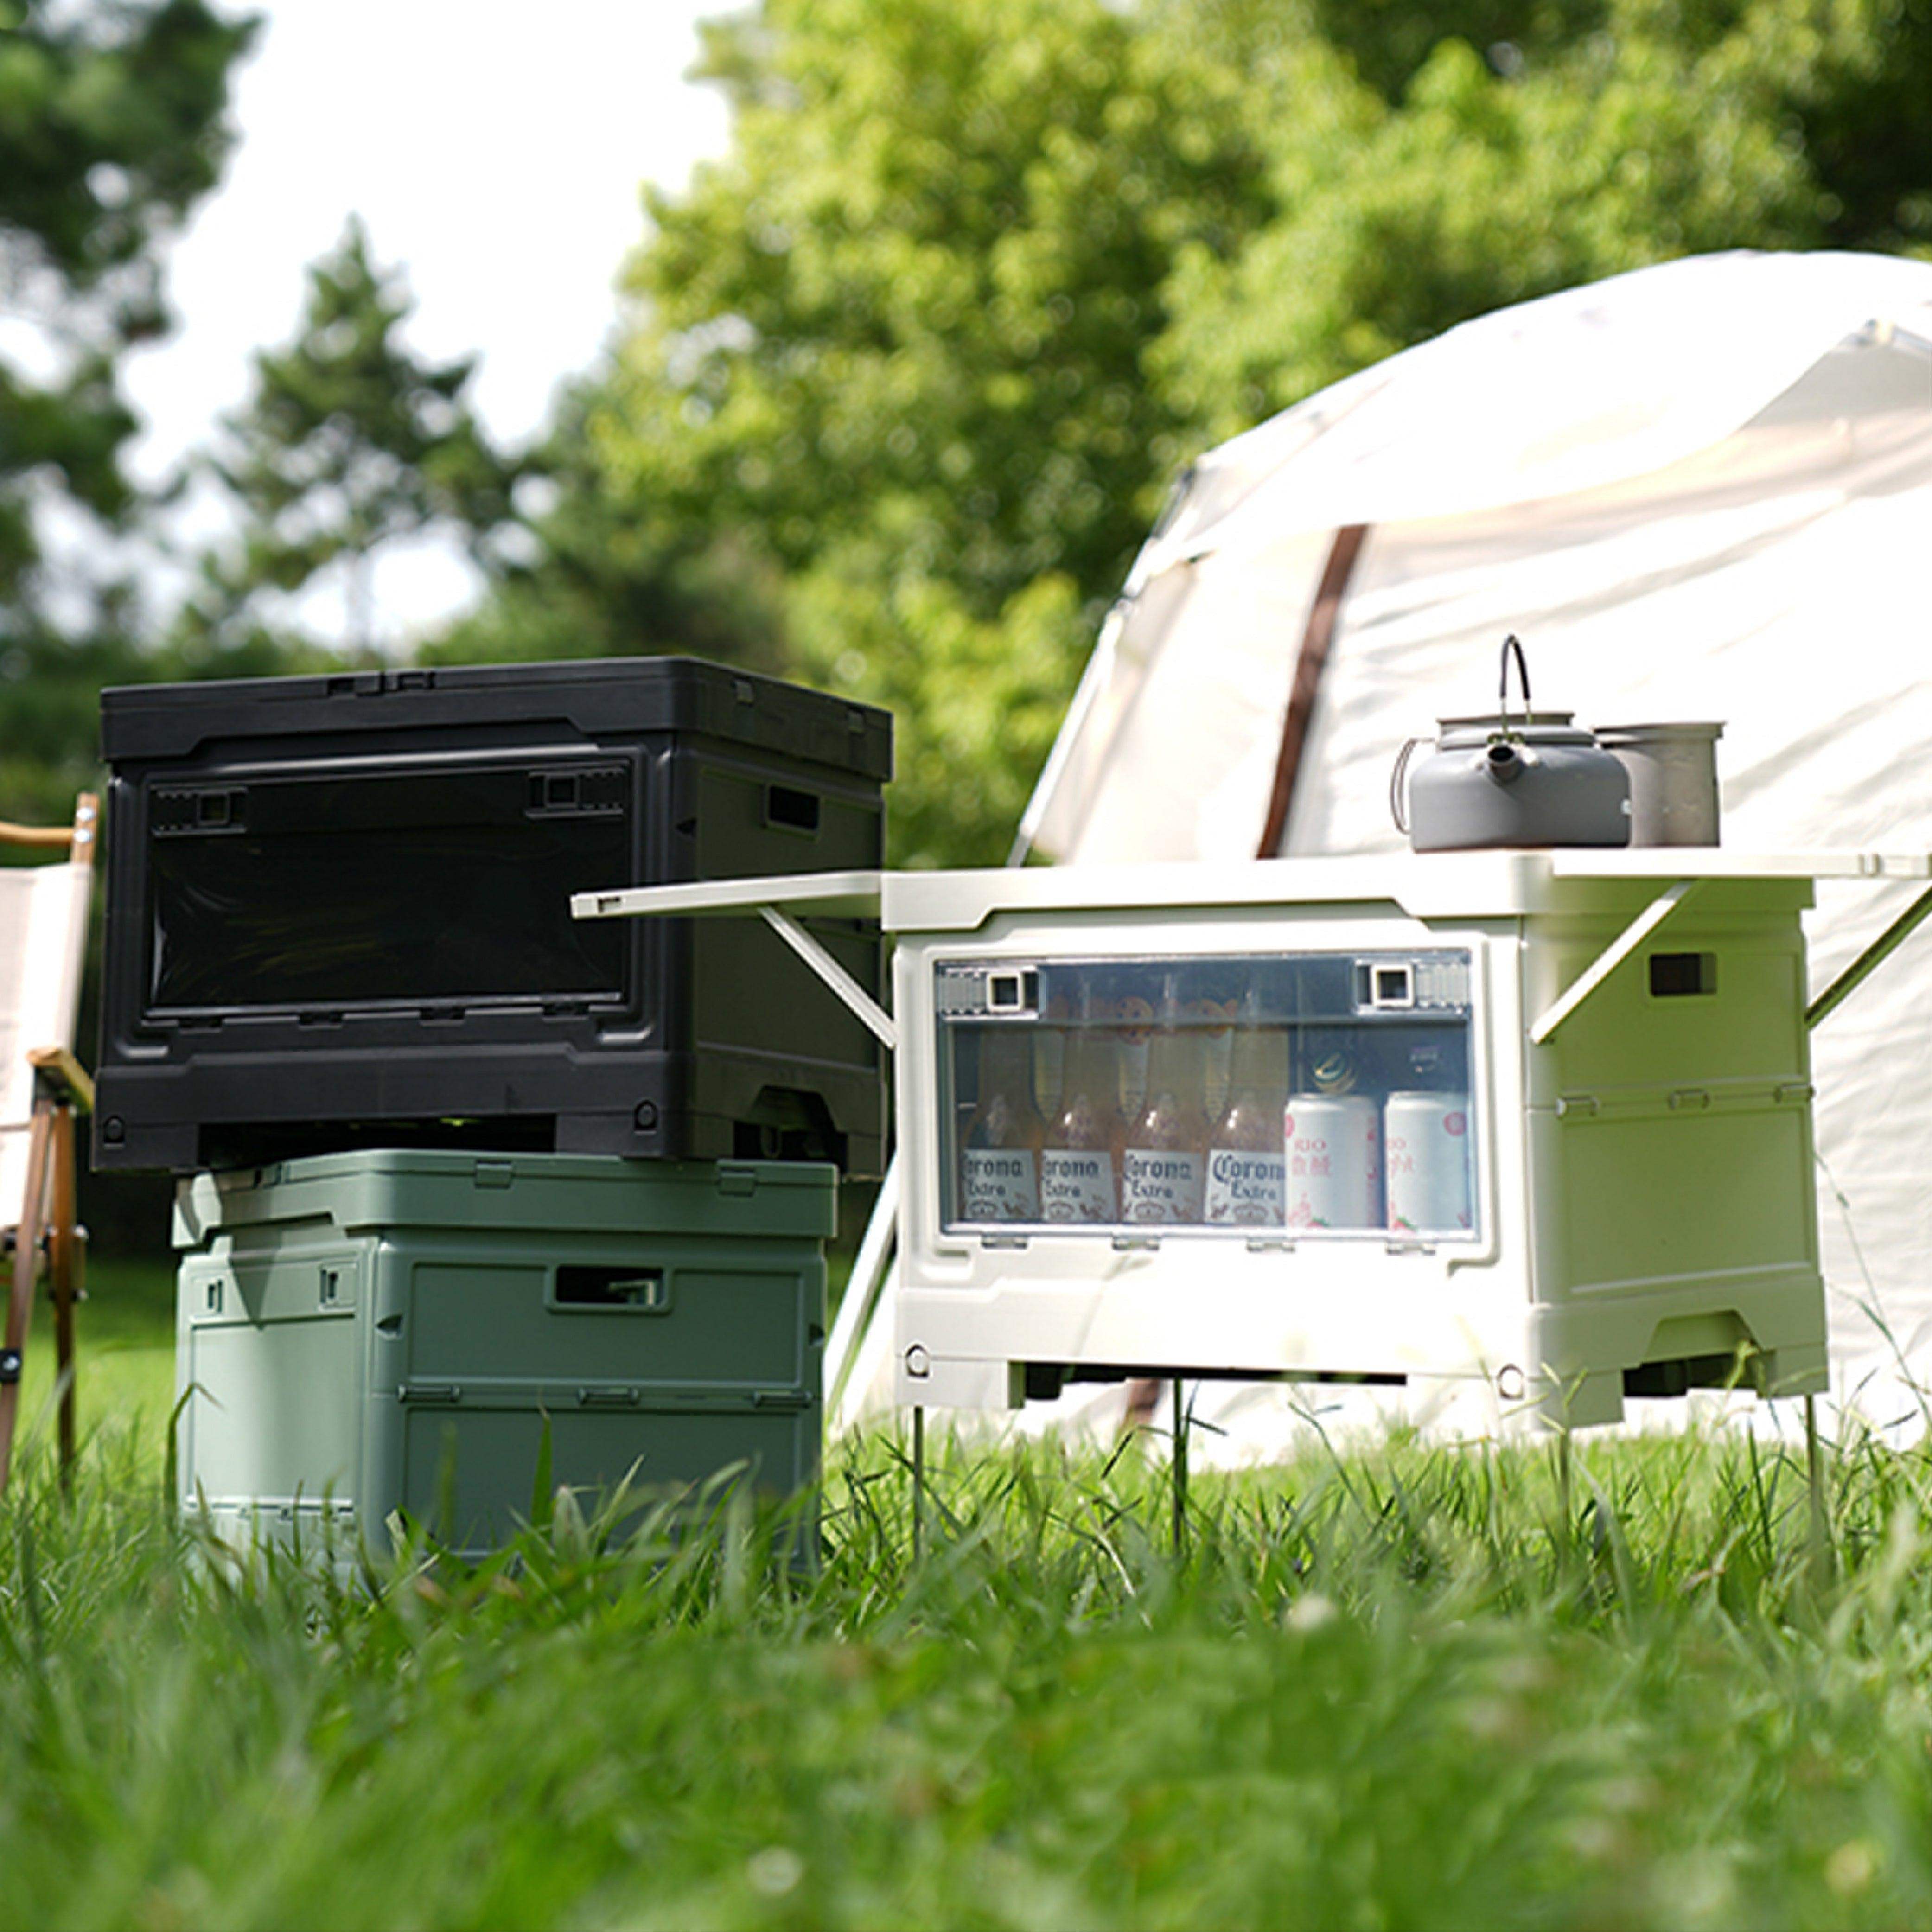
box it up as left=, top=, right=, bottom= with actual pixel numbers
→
left=1006, top=249, right=1932, bottom=1443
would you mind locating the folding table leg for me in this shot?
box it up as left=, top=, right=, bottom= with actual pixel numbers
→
left=1172, top=1377, right=1189, bottom=1559
left=911, top=1404, right=926, bottom=1562
left=1804, top=1394, right=1833, bottom=1586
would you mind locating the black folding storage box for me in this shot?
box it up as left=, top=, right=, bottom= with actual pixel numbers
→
left=95, top=658, right=891, bottom=1174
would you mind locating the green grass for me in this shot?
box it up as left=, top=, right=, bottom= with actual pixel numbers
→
left=10, top=1255, right=178, bottom=1459
left=0, top=1326, right=1926, bottom=1927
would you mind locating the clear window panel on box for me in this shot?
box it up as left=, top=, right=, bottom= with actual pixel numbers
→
left=936, top=952, right=1476, bottom=1239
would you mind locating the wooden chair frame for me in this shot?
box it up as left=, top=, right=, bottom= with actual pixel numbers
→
left=0, top=794, right=97, bottom=1494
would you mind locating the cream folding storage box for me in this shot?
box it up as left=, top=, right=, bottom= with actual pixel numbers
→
left=576, top=849, right=1928, bottom=1429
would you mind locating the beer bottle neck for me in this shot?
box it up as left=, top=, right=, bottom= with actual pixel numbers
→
left=1224, top=1024, right=1287, bottom=1104
left=1145, top=1027, right=1205, bottom=1108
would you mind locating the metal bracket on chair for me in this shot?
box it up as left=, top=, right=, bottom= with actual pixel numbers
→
left=27, top=1047, right=92, bottom=1113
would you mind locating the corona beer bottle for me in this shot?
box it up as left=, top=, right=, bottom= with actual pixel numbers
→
left=1206, top=993, right=1288, bottom=1226
left=1041, top=982, right=1123, bottom=1222
left=959, top=1027, right=1044, bottom=1223
left=1122, top=977, right=1211, bottom=1223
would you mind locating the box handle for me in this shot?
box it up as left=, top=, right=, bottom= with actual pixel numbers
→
left=554, top=1265, right=670, bottom=1312
left=763, top=784, right=822, bottom=835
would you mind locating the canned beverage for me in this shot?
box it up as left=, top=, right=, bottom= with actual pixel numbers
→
left=1283, top=1093, right=1381, bottom=1229
left=1384, top=1091, right=1473, bottom=1233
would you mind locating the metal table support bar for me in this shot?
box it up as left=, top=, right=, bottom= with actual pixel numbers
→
left=759, top=906, right=898, bottom=1052
left=1805, top=881, right=1932, bottom=1031
left=569, top=871, right=896, bottom=1051
left=1528, top=879, right=1702, bottom=1045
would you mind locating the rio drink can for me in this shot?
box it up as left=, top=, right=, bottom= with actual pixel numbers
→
left=1283, top=1094, right=1381, bottom=1229
left=1383, top=1092, right=1473, bottom=1234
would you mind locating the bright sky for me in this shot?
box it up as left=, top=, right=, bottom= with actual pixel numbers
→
left=119, top=0, right=734, bottom=642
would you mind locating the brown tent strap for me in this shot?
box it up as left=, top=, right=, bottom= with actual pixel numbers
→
left=1256, top=524, right=1370, bottom=859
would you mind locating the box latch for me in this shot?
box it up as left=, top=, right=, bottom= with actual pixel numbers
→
left=717, top=1165, right=758, bottom=1198
left=473, top=1159, right=515, bottom=1189
left=576, top=1386, right=642, bottom=1409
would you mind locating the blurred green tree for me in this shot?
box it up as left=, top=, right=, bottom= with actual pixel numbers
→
left=546, top=0, right=1278, bottom=865
left=0, top=0, right=254, bottom=821
left=1154, top=0, right=1932, bottom=440
left=420, top=377, right=791, bottom=677
left=175, top=217, right=525, bottom=665
left=489, top=0, right=1924, bottom=867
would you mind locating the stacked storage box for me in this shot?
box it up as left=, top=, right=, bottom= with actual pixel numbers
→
left=95, top=657, right=891, bottom=1172
left=174, top=1153, right=832, bottom=1560
left=94, top=657, right=887, bottom=1554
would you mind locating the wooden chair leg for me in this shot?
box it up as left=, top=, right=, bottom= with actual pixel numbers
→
left=0, top=1102, right=56, bottom=1496
left=49, top=1103, right=77, bottom=1489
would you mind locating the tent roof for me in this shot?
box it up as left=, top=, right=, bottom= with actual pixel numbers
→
left=1021, top=250, right=1932, bottom=866
left=1141, top=250, right=1932, bottom=576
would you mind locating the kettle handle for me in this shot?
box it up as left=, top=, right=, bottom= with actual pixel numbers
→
left=1390, top=735, right=1424, bottom=835
left=1498, top=633, right=1531, bottom=737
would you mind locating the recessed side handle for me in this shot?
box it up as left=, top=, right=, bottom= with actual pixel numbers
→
left=764, top=784, right=822, bottom=835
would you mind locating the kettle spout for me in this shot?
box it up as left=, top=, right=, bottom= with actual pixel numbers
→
left=1484, top=740, right=1528, bottom=786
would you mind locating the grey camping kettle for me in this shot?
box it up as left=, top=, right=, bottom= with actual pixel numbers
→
left=1391, top=637, right=1631, bottom=851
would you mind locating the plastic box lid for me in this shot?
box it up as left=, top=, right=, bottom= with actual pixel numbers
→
left=173, top=1152, right=839, bottom=1250
left=101, top=655, right=893, bottom=781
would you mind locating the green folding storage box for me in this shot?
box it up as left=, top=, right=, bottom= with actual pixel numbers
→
left=173, top=1151, right=834, bottom=1559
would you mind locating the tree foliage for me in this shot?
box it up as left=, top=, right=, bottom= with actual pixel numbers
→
left=177, top=217, right=523, bottom=664
left=0, top=0, right=252, bottom=820
left=3, top=0, right=1925, bottom=863
left=515, top=0, right=1926, bottom=866
left=567, top=0, right=1279, bottom=865
left=1155, top=0, right=1932, bottom=439
left=421, top=380, right=791, bottom=678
